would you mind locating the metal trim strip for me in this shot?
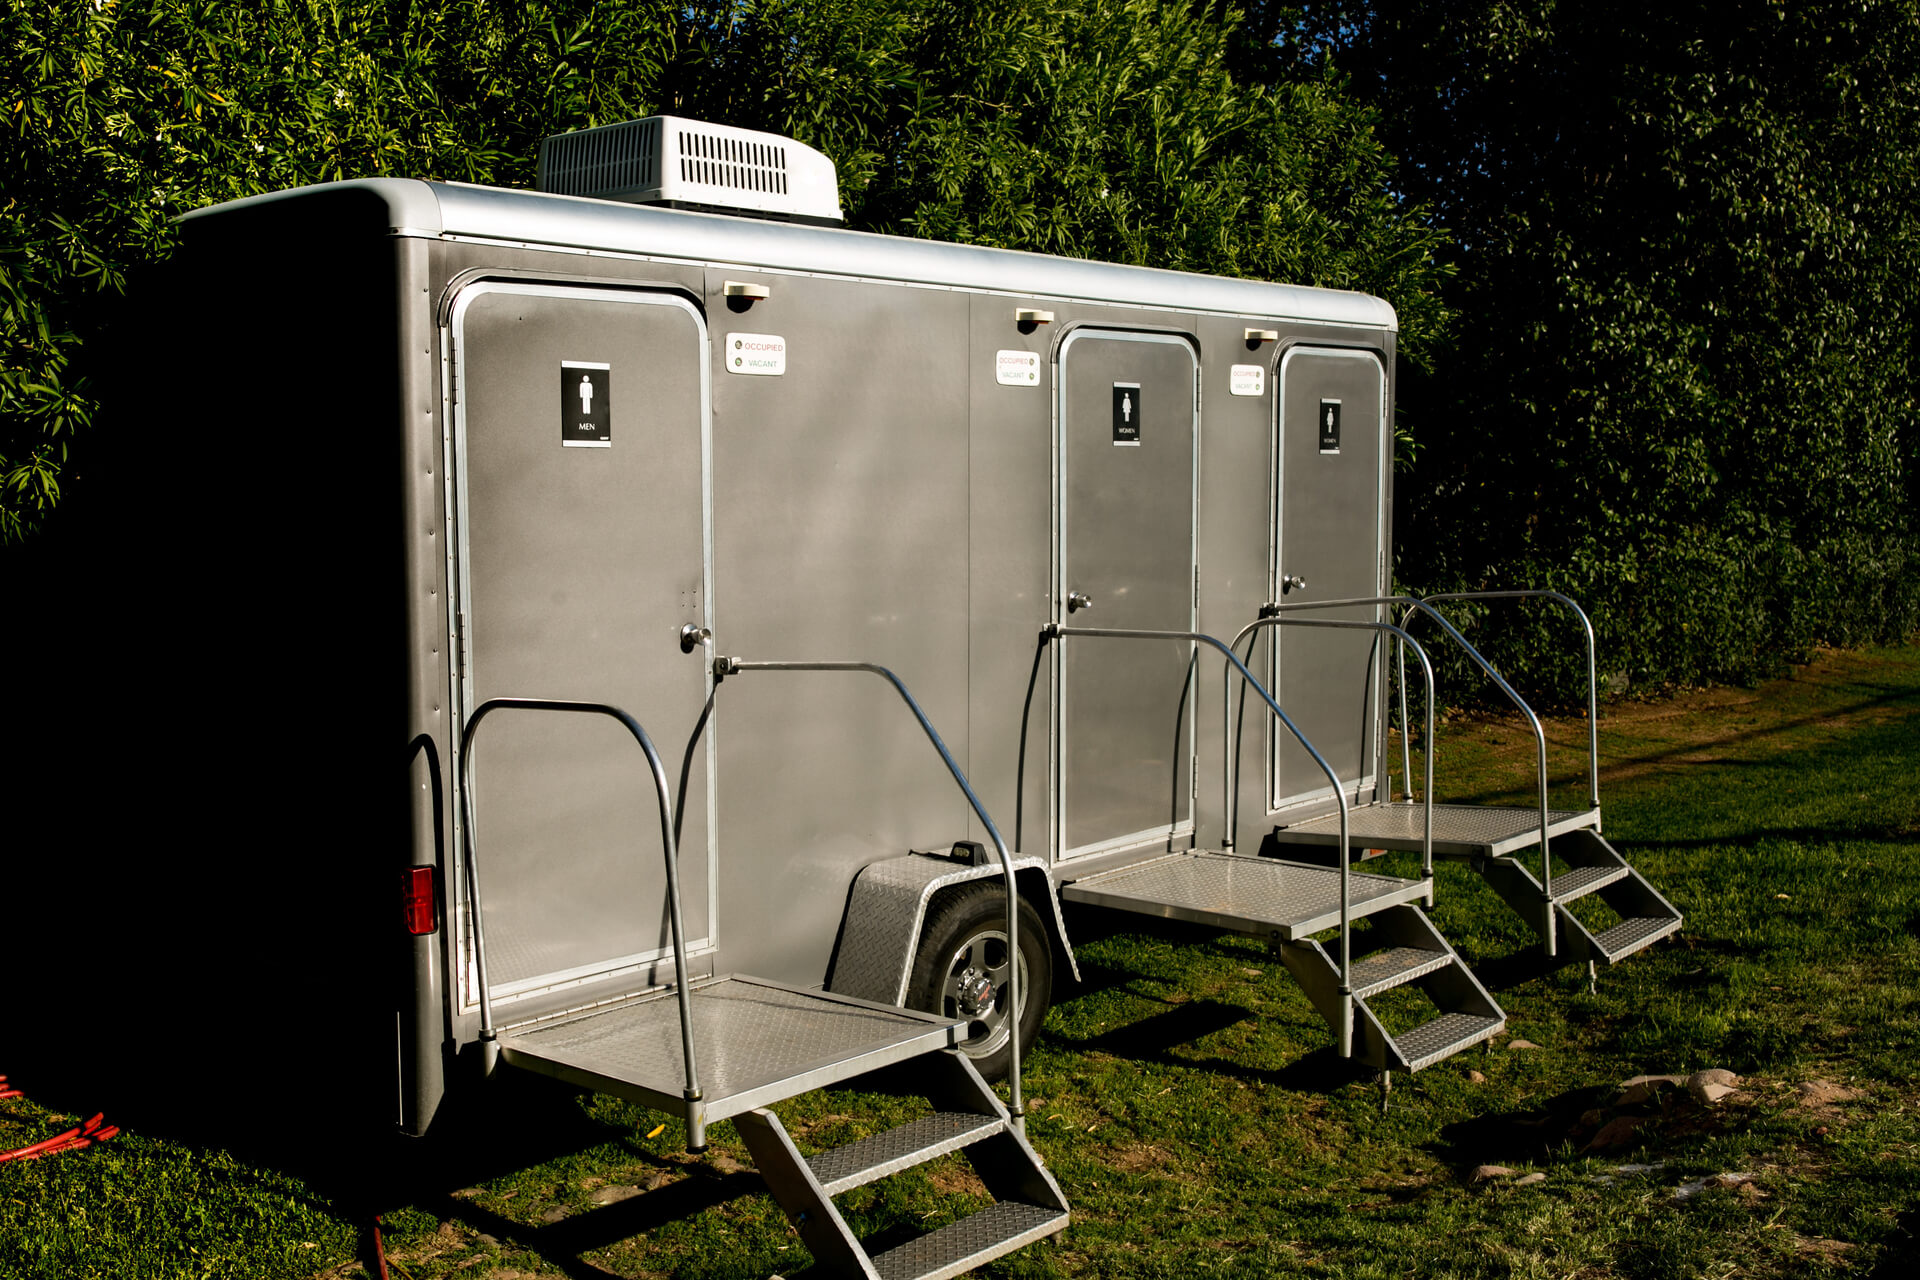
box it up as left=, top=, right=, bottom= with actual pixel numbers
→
left=445, top=281, right=718, bottom=1015
left=1053, top=328, right=1202, bottom=862
left=183, top=179, right=1398, bottom=331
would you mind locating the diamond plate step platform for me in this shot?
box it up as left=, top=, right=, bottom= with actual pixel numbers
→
left=809, top=1112, right=1007, bottom=1195
left=496, top=975, right=964, bottom=1126
left=871, top=1201, right=1071, bottom=1280
left=736, top=1050, right=1069, bottom=1280
left=1392, top=1012, right=1505, bottom=1071
left=1547, top=862, right=1631, bottom=903
left=1276, top=904, right=1506, bottom=1073
left=1059, top=851, right=1431, bottom=941
left=1268, top=802, right=1603, bottom=858
left=1349, top=945, right=1455, bottom=999
left=1475, top=828, right=1682, bottom=962
left=1589, top=914, right=1683, bottom=960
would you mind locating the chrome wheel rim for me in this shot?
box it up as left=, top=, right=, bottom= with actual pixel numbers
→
left=939, top=929, right=1029, bottom=1058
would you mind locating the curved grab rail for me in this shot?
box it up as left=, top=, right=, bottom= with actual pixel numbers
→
left=458, top=698, right=703, bottom=1139
left=1222, top=617, right=1437, bottom=880
left=1246, top=596, right=1557, bottom=912
left=1041, top=623, right=1359, bottom=1057
left=718, top=658, right=1029, bottom=1128
left=1417, top=590, right=1599, bottom=811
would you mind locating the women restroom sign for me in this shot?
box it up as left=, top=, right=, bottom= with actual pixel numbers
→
left=1113, top=382, right=1141, bottom=446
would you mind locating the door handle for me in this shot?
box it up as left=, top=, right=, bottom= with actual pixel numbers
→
left=1067, top=591, right=1094, bottom=613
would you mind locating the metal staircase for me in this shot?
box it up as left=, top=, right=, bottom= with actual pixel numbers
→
left=459, top=682, right=1066, bottom=1278
left=736, top=1050, right=1068, bottom=1280
left=1275, top=904, right=1502, bottom=1073
left=1062, top=854, right=1507, bottom=1074
left=1252, top=591, right=1682, bottom=964
left=1044, top=624, right=1506, bottom=1079
left=1477, top=827, right=1684, bottom=965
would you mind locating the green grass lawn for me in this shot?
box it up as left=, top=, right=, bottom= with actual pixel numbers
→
left=5, top=647, right=1918, bottom=1278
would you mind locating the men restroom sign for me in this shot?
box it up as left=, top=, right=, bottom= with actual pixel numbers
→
left=562, top=361, right=611, bottom=447
left=1112, top=382, right=1141, bottom=446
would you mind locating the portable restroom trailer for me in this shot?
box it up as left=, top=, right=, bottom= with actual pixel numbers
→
left=146, top=115, right=1675, bottom=1270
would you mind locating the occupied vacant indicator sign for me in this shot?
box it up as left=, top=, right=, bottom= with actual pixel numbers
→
left=1318, top=398, right=1341, bottom=454
left=727, top=332, right=787, bottom=375
left=563, top=361, right=611, bottom=448
left=1113, top=382, right=1141, bottom=446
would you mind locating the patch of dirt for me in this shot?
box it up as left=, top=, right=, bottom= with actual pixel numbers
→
left=707, top=1151, right=749, bottom=1176
left=1110, top=1142, right=1172, bottom=1173
left=792, top=1113, right=856, bottom=1138
left=928, top=1161, right=989, bottom=1197
left=1794, top=1079, right=1866, bottom=1112
left=1795, top=1236, right=1854, bottom=1264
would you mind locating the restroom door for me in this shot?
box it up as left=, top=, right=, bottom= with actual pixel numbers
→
left=1270, top=346, right=1388, bottom=814
left=1055, top=330, right=1199, bottom=858
left=450, top=282, right=713, bottom=1005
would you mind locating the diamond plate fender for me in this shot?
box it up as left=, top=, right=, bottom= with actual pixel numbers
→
left=826, top=853, right=1079, bottom=1006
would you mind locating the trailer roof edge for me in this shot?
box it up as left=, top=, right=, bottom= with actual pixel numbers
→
left=178, top=177, right=447, bottom=237
left=180, top=178, right=1399, bottom=333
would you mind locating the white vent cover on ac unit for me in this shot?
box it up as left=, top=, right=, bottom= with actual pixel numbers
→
left=537, top=116, right=843, bottom=224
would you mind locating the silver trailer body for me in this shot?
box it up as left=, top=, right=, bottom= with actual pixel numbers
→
left=173, top=169, right=1678, bottom=1191
left=174, top=175, right=1402, bottom=1137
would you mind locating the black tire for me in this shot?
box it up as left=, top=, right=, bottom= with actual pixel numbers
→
left=905, top=882, right=1052, bottom=1083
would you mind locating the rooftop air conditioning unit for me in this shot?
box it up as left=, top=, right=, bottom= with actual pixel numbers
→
left=536, top=115, right=844, bottom=225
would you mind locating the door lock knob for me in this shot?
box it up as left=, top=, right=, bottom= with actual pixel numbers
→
left=1066, top=591, right=1094, bottom=613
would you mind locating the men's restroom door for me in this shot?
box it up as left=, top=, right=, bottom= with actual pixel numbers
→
left=1056, top=330, right=1200, bottom=858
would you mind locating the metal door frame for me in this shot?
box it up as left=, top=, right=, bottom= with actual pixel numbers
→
left=443, top=281, right=717, bottom=1012
left=1267, top=344, right=1390, bottom=816
left=1051, top=327, right=1201, bottom=862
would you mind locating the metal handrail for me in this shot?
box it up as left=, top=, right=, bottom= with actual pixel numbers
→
left=1417, top=590, right=1600, bottom=811
left=458, top=698, right=703, bottom=1141
left=1222, top=617, right=1437, bottom=881
left=718, top=658, right=1030, bottom=1130
left=1041, top=623, right=1359, bottom=1058
left=1249, top=596, right=1558, bottom=935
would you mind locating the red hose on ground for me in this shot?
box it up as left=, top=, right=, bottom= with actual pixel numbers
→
left=0, top=1084, right=118, bottom=1162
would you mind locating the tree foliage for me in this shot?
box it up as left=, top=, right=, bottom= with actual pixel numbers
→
left=0, top=0, right=691, bottom=541
left=1303, top=1, right=1920, bottom=692
left=10, top=2, right=1913, bottom=697
left=670, top=0, right=1447, bottom=348
left=0, top=0, right=1446, bottom=542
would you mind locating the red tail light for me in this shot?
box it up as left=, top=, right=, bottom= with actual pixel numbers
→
left=402, top=867, right=437, bottom=935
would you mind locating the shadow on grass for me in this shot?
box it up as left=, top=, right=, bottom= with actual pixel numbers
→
left=420, top=1169, right=765, bottom=1280
left=1425, top=1083, right=1616, bottom=1167
left=1621, top=825, right=1920, bottom=850
left=1441, top=678, right=1920, bottom=810
left=1868, top=1205, right=1920, bottom=1280
left=1039, top=997, right=1369, bottom=1093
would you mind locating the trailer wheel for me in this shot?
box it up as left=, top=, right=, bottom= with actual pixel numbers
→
left=906, top=883, right=1051, bottom=1082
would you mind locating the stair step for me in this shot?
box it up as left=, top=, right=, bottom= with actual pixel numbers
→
left=1547, top=863, right=1629, bottom=903
left=1349, top=946, right=1454, bottom=998
left=1269, top=802, right=1602, bottom=858
left=1061, top=852, right=1429, bottom=940
left=1589, top=914, right=1682, bottom=963
left=1387, top=1011, right=1504, bottom=1072
left=809, top=1112, right=1006, bottom=1196
left=870, top=1200, right=1070, bottom=1280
